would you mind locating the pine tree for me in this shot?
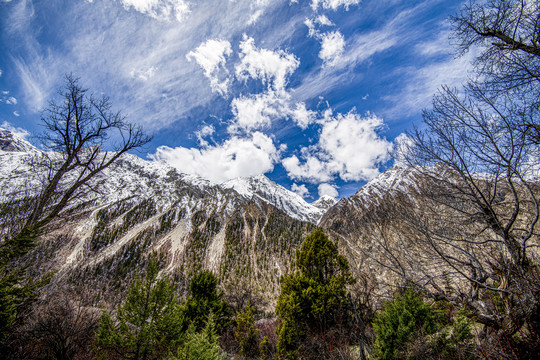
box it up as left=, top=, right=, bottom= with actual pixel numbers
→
left=94, top=255, right=184, bottom=360
left=183, top=270, right=230, bottom=334
left=275, top=229, right=354, bottom=359
left=171, top=314, right=226, bottom=360
left=234, top=304, right=260, bottom=359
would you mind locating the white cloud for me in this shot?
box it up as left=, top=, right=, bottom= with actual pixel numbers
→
left=291, top=183, right=309, bottom=198
left=130, top=66, right=157, bottom=81
left=229, top=90, right=287, bottom=133
left=304, top=18, right=317, bottom=37
left=6, top=96, right=18, bottom=105
left=318, top=183, right=338, bottom=198
left=291, top=102, right=315, bottom=129
left=283, top=155, right=332, bottom=182
left=311, top=0, right=360, bottom=11
left=393, top=132, right=414, bottom=165
left=195, top=124, right=215, bottom=146
left=283, top=111, right=392, bottom=183
left=236, top=35, right=299, bottom=91
left=120, top=0, right=190, bottom=22
left=187, top=39, right=232, bottom=96
left=316, top=15, right=334, bottom=26
left=319, top=31, right=344, bottom=65
left=150, top=131, right=279, bottom=183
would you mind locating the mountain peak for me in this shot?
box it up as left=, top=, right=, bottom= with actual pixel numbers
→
left=312, top=195, right=337, bottom=211
left=220, top=174, right=326, bottom=223
left=0, top=128, right=37, bottom=152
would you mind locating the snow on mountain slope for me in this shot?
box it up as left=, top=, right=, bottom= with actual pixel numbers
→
left=0, top=129, right=326, bottom=224
left=317, top=163, right=422, bottom=230
left=0, top=128, right=37, bottom=152
left=220, top=174, right=326, bottom=223
left=312, top=195, right=337, bottom=211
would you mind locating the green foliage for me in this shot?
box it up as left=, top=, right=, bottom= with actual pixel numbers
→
left=373, top=289, right=439, bottom=360
left=0, top=225, right=50, bottom=342
left=184, top=270, right=230, bottom=334
left=171, top=315, right=226, bottom=360
left=94, top=254, right=184, bottom=360
left=275, top=229, right=354, bottom=359
left=431, top=309, right=474, bottom=358
left=234, top=305, right=260, bottom=359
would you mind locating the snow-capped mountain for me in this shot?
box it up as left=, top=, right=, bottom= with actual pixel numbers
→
left=0, top=128, right=327, bottom=223
left=220, top=175, right=326, bottom=223
left=312, top=195, right=337, bottom=211
left=0, top=128, right=37, bottom=152
left=0, top=128, right=434, bottom=306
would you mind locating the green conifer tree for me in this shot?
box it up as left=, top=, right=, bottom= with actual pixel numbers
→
left=275, top=229, right=354, bottom=359
left=94, top=255, right=184, bottom=360
left=183, top=270, right=230, bottom=334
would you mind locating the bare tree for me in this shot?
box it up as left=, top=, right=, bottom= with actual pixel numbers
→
left=0, top=74, right=151, bottom=344
left=10, top=286, right=100, bottom=360
left=3, top=75, right=151, bottom=244
left=360, top=1, right=540, bottom=347
left=451, top=0, right=540, bottom=140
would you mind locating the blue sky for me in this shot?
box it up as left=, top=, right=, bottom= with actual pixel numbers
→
left=0, top=0, right=473, bottom=201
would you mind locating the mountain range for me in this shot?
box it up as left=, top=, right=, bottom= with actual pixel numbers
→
left=0, top=129, right=412, bottom=305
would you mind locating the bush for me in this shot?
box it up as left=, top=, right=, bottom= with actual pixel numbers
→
left=94, top=255, right=184, bottom=359
left=373, top=289, right=439, bottom=360
left=183, top=270, right=230, bottom=334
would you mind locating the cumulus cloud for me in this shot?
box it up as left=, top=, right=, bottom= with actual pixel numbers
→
left=228, top=36, right=308, bottom=132
left=291, top=102, right=316, bottom=129
left=291, top=183, right=310, bottom=198
left=150, top=132, right=279, bottom=183
left=120, top=0, right=190, bottom=22
left=283, top=111, right=392, bottom=183
left=236, top=35, right=299, bottom=91
left=393, top=132, right=414, bottom=165
left=195, top=124, right=215, bottom=146
left=187, top=39, right=232, bottom=96
left=230, top=90, right=287, bottom=133
left=319, top=31, right=345, bottom=65
left=305, top=17, right=344, bottom=66
left=311, top=0, right=361, bottom=11
left=316, top=15, right=334, bottom=26
left=318, top=183, right=338, bottom=198
left=229, top=91, right=315, bottom=132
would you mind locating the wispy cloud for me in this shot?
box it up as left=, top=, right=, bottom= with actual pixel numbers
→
left=120, top=0, right=191, bottom=22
